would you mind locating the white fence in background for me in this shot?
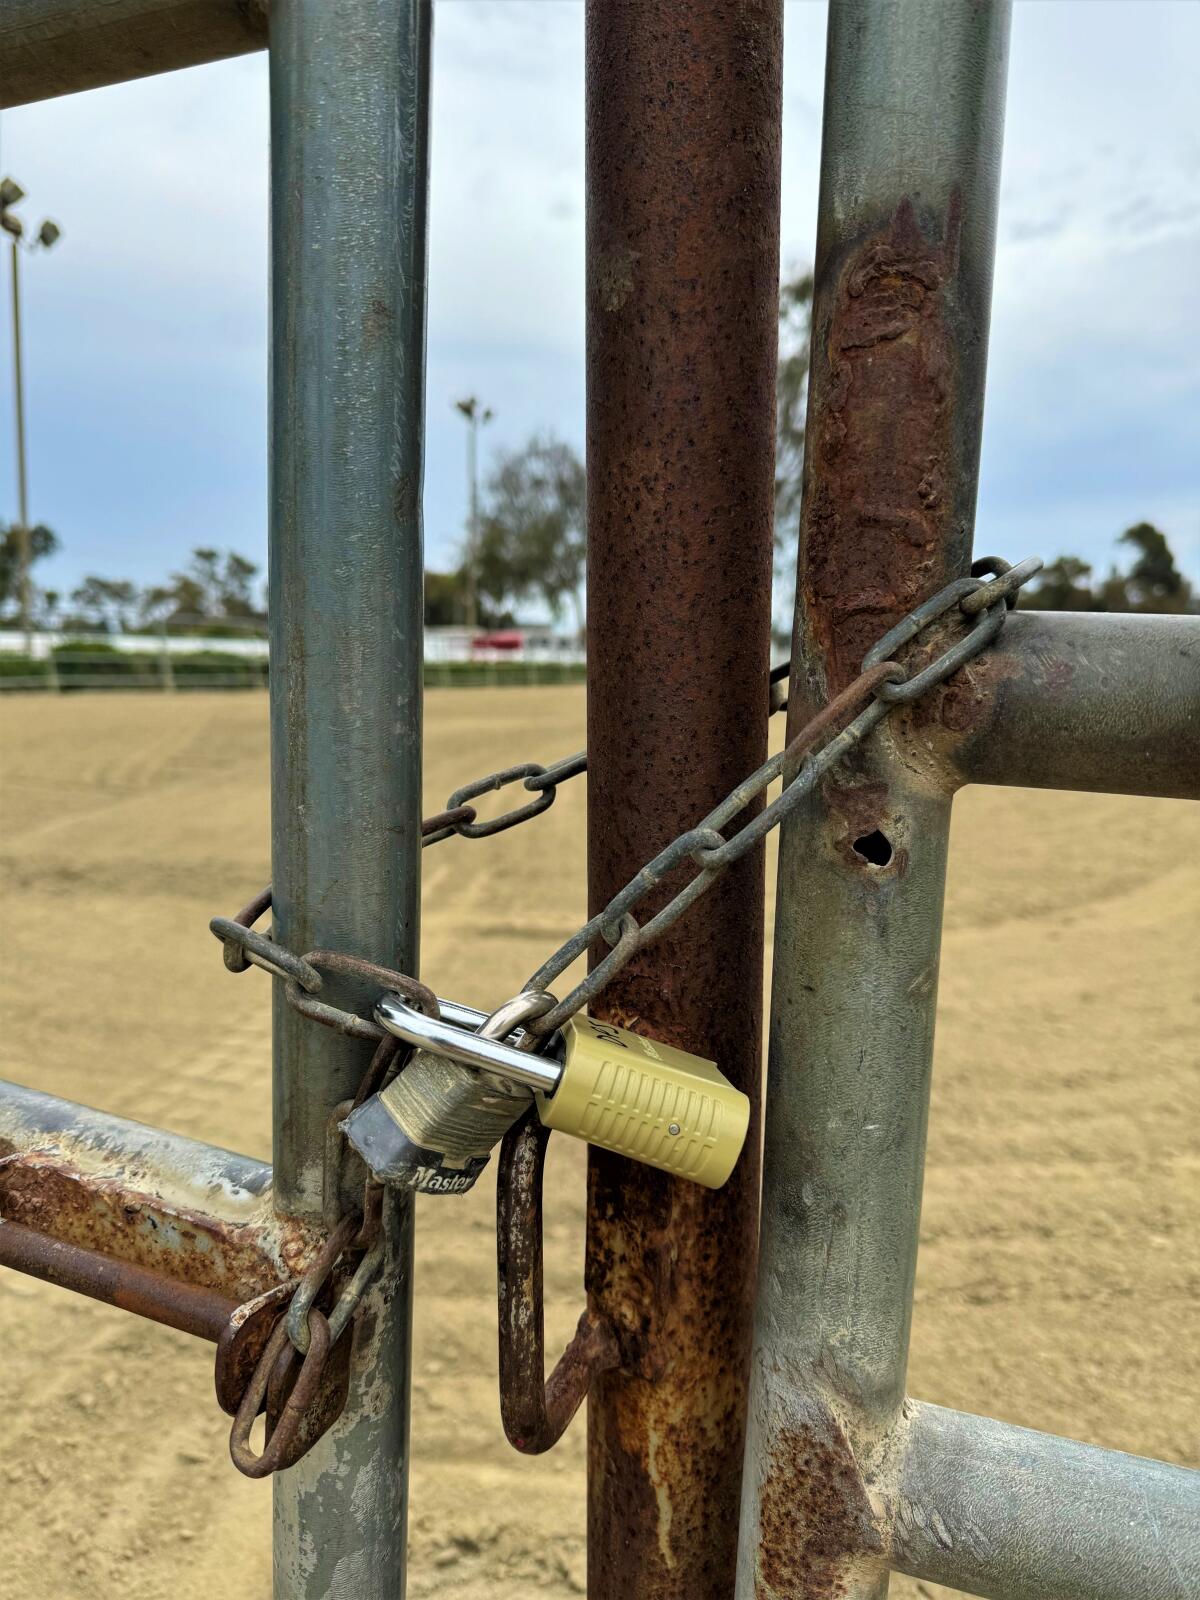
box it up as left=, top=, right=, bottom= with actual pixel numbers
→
left=0, top=626, right=585, bottom=665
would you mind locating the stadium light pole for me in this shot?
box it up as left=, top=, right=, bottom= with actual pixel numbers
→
left=454, top=394, right=493, bottom=631
left=1, top=177, right=62, bottom=656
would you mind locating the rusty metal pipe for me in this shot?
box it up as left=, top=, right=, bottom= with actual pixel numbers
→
left=738, top=3, right=1013, bottom=1596
left=584, top=1, right=782, bottom=1593
left=940, top=609, right=1200, bottom=801
left=0, top=1218, right=238, bottom=1341
left=0, top=0, right=267, bottom=109
left=0, top=1078, right=309, bottom=1300
left=496, top=1117, right=619, bottom=1456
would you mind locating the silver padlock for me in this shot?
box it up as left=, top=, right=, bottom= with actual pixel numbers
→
left=340, top=991, right=553, bottom=1195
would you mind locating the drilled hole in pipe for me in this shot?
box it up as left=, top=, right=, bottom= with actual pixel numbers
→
left=852, top=829, right=893, bottom=867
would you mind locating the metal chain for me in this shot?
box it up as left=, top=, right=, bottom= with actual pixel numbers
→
left=212, top=556, right=1039, bottom=1048
left=422, top=659, right=790, bottom=846
left=213, top=553, right=1039, bottom=1475
left=211, top=661, right=790, bottom=1009
left=520, top=555, right=1041, bottom=1037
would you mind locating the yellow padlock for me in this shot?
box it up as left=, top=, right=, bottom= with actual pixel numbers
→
left=359, top=993, right=751, bottom=1192
left=536, top=1013, right=749, bottom=1189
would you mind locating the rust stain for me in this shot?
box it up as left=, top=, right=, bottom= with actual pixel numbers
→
left=755, top=1413, right=882, bottom=1598
left=362, top=295, right=393, bottom=348
left=0, top=1151, right=315, bottom=1304
left=0, top=1220, right=239, bottom=1343
left=802, top=194, right=963, bottom=698
left=822, top=776, right=908, bottom=880
left=897, top=639, right=1024, bottom=771
left=586, top=1154, right=754, bottom=1592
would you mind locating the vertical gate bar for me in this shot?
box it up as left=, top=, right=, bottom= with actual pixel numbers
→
left=584, top=2, right=782, bottom=1595
left=737, top=4, right=1012, bottom=1598
left=268, top=1, right=430, bottom=1595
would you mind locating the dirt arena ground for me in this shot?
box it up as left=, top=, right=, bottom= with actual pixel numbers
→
left=0, top=686, right=1196, bottom=1599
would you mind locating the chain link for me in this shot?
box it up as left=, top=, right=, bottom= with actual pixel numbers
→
left=212, top=667, right=786, bottom=991
left=422, top=662, right=785, bottom=846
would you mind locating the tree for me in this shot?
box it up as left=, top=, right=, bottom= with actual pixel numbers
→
left=775, top=269, right=814, bottom=538
left=424, top=568, right=514, bottom=629
left=425, top=569, right=464, bottom=627
left=478, top=435, right=587, bottom=634
left=1118, top=522, right=1191, bottom=611
left=1022, top=555, right=1099, bottom=612
left=140, top=547, right=266, bottom=631
left=0, top=521, right=59, bottom=615
left=68, top=575, right=140, bottom=633
left=1021, top=525, right=1194, bottom=614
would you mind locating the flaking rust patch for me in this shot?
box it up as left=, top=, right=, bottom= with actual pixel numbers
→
left=755, top=1407, right=882, bottom=1598
left=802, top=194, right=964, bottom=697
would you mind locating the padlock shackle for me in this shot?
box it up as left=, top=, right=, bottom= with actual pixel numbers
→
left=374, top=994, right=564, bottom=1095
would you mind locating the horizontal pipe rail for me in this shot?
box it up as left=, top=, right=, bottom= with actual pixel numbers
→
left=0, top=1218, right=238, bottom=1340
left=0, top=1079, right=314, bottom=1303
left=0, top=0, right=267, bottom=108
left=926, top=610, right=1200, bottom=800
left=892, top=1400, right=1200, bottom=1600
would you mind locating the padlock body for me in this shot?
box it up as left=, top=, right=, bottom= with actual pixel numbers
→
left=342, top=1049, right=532, bottom=1195
left=536, top=1014, right=749, bottom=1189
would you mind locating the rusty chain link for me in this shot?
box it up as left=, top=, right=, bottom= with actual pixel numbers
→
left=216, top=977, right=434, bottom=1474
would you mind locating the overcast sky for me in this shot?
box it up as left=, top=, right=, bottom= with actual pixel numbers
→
left=1, top=0, right=1197, bottom=607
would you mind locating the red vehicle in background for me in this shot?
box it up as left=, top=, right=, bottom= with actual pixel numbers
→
left=471, top=630, right=523, bottom=653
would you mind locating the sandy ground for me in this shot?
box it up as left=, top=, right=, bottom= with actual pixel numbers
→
left=0, top=686, right=1196, bottom=1600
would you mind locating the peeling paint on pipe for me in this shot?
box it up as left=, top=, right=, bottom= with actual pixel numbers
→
left=0, top=1078, right=312, bottom=1297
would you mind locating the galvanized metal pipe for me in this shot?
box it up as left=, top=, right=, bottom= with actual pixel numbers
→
left=269, top=0, right=429, bottom=1592
left=0, top=0, right=267, bottom=108
left=738, top=3, right=1012, bottom=1597
left=585, top=1, right=782, bottom=1593
left=893, top=1402, right=1200, bottom=1600
left=941, top=610, right=1200, bottom=801
left=0, top=1078, right=271, bottom=1206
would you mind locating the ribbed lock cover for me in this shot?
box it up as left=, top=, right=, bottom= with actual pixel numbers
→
left=536, top=1014, right=749, bottom=1189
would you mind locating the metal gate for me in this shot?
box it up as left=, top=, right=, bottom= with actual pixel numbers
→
left=1, top=3, right=1198, bottom=1599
